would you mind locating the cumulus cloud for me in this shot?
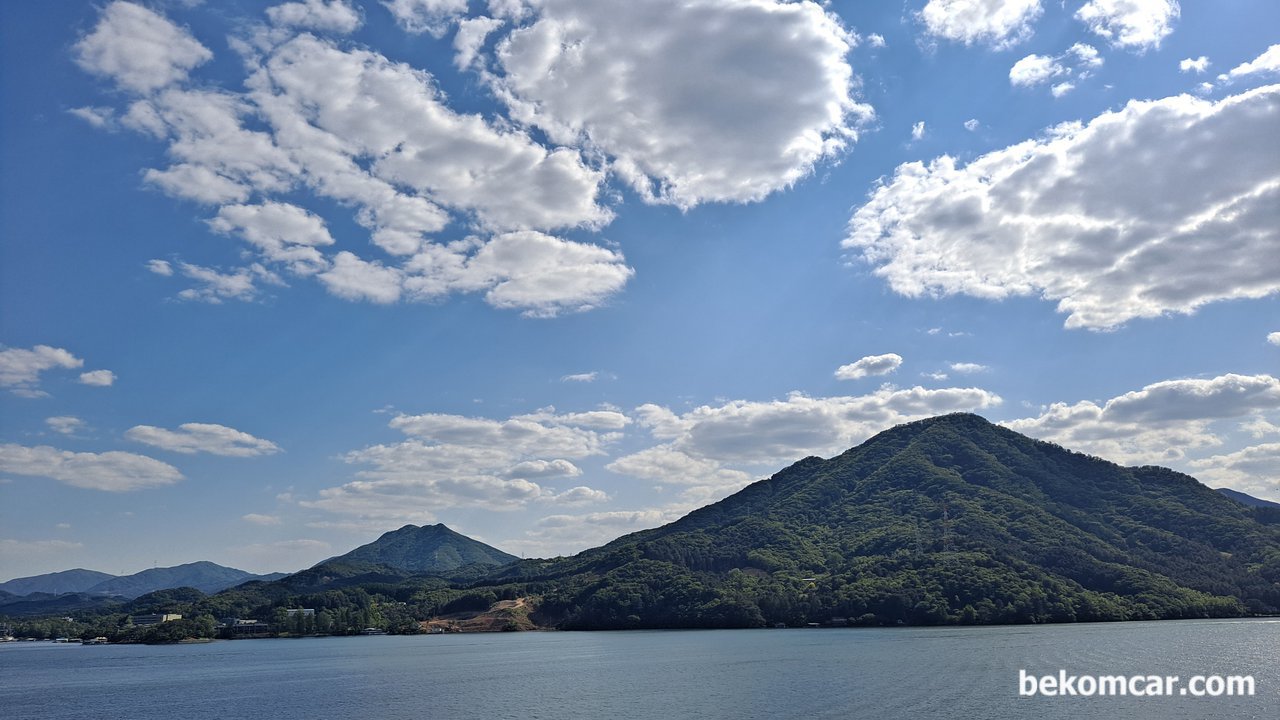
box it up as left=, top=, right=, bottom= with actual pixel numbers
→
left=46, top=417, right=85, bottom=435
left=911, top=121, right=926, bottom=140
left=0, top=444, right=182, bottom=491
left=548, top=486, right=610, bottom=506
left=146, top=259, right=174, bottom=276
left=266, top=0, right=363, bottom=34
left=846, top=85, right=1280, bottom=330
left=125, top=422, right=282, bottom=457
left=1190, top=443, right=1280, bottom=499
left=73, top=1, right=212, bottom=93
left=382, top=0, right=467, bottom=36
left=1005, top=373, right=1280, bottom=465
left=509, top=507, right=686, bottom=557
left=0, top=345, right=84, bottom=397
left=1180, top=56, right=1210, bottom=74
left=949, top=362, right=988, bottom=374
left=918, top=0, right=1042, bottom=49
left=834, top=353, right=903, bottom=380
left=1223, top=44, right=1280, bottom=83
left=1268, top=331, right=1280, bottom=346
left=1075, top=0, right=1179, bottom=52
left=1010, top=44, right=1101, bottom=90
left=208, top=202, right=334, bottom=275
left=490, top=0, right=871, bottom=208
left=242, top=513, right=283, bottom=525
left=607, top=445, right=754, bottom=502
left=173, top=262, right=283, bottom=304
left=78, top=370, right=116, bottom=387
left=69, top=106, right=116, bottom=129
left=632, top=385, right=1002, bottom=467
left=301, top=407, right=627, bottom=523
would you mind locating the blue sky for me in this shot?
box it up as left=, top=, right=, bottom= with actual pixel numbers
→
left=2, top=0, right=1278, bottom=579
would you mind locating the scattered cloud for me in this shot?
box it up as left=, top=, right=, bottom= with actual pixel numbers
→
left=1222, top=44, right=1280, bottom=83
left=835, top=353, right=903, bottom=381
left=1190, top=444, right=1280, bottom=499
left=0, top=443, right=182, bottom=491
left=867, top=33, right=886, bottom=48
left=1005, top=373, right=1280, bottom=465
left=1009, top=53, right=1067, bottom=87
left=266, top=0, right=363, bottom=34
left=1268, top=331, right=1280, bottom=346
left=918, top=0, right=1042, bottom=49
left=68, top=106, right=116, bottom=129
left=241, top=513, right=283, bottom=525
left=1180, top=56, right=1210, bottom=74
left=146, top=259, right=173, bottom=276
left=964, top=118, right=980, bottom=132
left=911, top=121, right=926, bottom=140
left=490, top=0, right=872, bottom=208
left=381, top=0, right=467, bottom=36
left=46, top=416, right=85, bottom=435
left=1051, top=82, right=1075, bottom=98
left=78, top=369, right=116, bottom=387
left=846, top=85, right=1280, bottom=330
left=508, top=507, right=686, bottom=558
left=172, top=262, right=283, bottom=303
left=301, top=408, right=628, bottom=523
left=0, top=345, right=84, bottom=397
left=561, top=372, right=599, bottom=383
left=1075, top=0, right=1179, bottom=52
left=1010, top=43, right=1102, bottom=91
left=548, top=486, right=610, bottom=506
left=125, top=422, right=282, bottom=457
left=73, top=1, right=212, bottom=93
left=632, top=385, right=1002, bottom=467
left=948, top=362, right=988, bottom=374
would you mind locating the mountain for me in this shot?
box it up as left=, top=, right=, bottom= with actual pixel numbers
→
left=321, top=524, right=518, bottom=576
left=0, top=569, right=116, bottom=597
left=1218, top=488, right=1280, bottom=509
left=83, top=562, right=279, bottom=598
left=487, top=413, right=1280, bottom=628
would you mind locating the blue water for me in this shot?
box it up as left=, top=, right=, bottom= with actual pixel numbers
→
left=3, top=619, right=1277, bottom=719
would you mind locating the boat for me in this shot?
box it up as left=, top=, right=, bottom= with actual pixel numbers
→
left=360, top=627, right=387, bottom=635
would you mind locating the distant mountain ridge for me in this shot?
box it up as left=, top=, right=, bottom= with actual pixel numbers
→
left=1218, top=488, right=1280, bottom=509
left=0, top=562, right=283, bottom=600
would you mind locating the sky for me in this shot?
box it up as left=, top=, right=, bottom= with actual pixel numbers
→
left=1, top=0, right=1278, bottom=580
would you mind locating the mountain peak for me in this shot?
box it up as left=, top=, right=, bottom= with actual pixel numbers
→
left=328, top=523, right=516, bottom=576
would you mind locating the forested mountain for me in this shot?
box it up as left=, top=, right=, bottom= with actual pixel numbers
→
left=323, top=523, right=518, bottom=575
left=82, top=562, right=285, bottom=598
left=0, top=569, right=116, bottom=597
left=489, top=413, right=1280, bottom=628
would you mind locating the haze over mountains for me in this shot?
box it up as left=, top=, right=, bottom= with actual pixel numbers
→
left=0, top=562, right=284, bottom=600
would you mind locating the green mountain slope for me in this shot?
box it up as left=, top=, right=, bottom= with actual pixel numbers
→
left=493, top=414, right=1280, bottom=628
left=84, top=562, right=279, bottom=598
left=324, top=523, right=518, bottom=576
left=0, top=569, right=116, bottom=596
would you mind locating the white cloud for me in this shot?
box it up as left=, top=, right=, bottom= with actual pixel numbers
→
left=0, top=345, right=84, bottom=397
left=1010, top=53, right=1066, bottom=87
left=964, top=118, right=980, bottom=132
left=1191, top=443, right=1280, bottom=499
left=1268, top=331, right=1280, bottom=346
left=267, top=0, right=363, bottom=34
left=1180, top=56, right=1210, bottom=74
left=69, top=106, right=116, bottom=129
left=453, top=16, right=504, bottom=70
left=208, top=202, right=334, bottom=275
left=949, top=362, right=988, bottom=374
left=835, top=353, right=903, bottom=380
left=918, top=0, right=1042, bottom=49
left=1005, top=373, right=1280, bottom=465
left=381, top=0, right=467, bottom=36
left=78, top=370, right=116, bottom=387
left=867, top=33, right=886, bottom=48
left=125, top=422, right=282, bottom=457
left=1240, top=416, right=1280, bottom=438
left=175, top=262, right=282, bottom=303
left=73, top=1, right=212, bottom=93
left=633, top=385, right=1002, bottom=467
left=0, top=444, right=182, bottom=492
left=318, top=251, right=403, bottom=304
left=491, top=0, right=871, bottom=208
left=1076, top=0, right=1179, bottom=52
left=46, top=417, right=85, bottom=435
left=144, top=163, right=252, bottom=205
left=242, top=513, right=283, bottom=525
left=402, top=231, right=634, bottom=317
left=607, top=445, right=753, bottom=502
left=302, top=407, right=626, bottom=522
left=1051, top=81, right=1075, bottom=98
left=561, top=372, right=599, bottom=383
left=1225, top=44, right=1280, bottom=82
left=146, top=259, right=174, bottom=276
left=911, top=121, right=926, bottom=140
left=846, top=85, right=1280, bottom=330
left=509, top=507, right=685, bottom=557
left=0, top=539, right=84, bottom=555
left=549, top=486, right=610, bottom=506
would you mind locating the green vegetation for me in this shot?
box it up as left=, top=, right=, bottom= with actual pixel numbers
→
left=6, top=414, right=1278, bottom=639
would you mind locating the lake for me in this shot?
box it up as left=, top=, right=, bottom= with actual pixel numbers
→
left=3, top=619, right=1277, bottom=719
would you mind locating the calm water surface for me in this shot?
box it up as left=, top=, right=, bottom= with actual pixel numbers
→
left=3, top=619, right=1277, bottom=719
